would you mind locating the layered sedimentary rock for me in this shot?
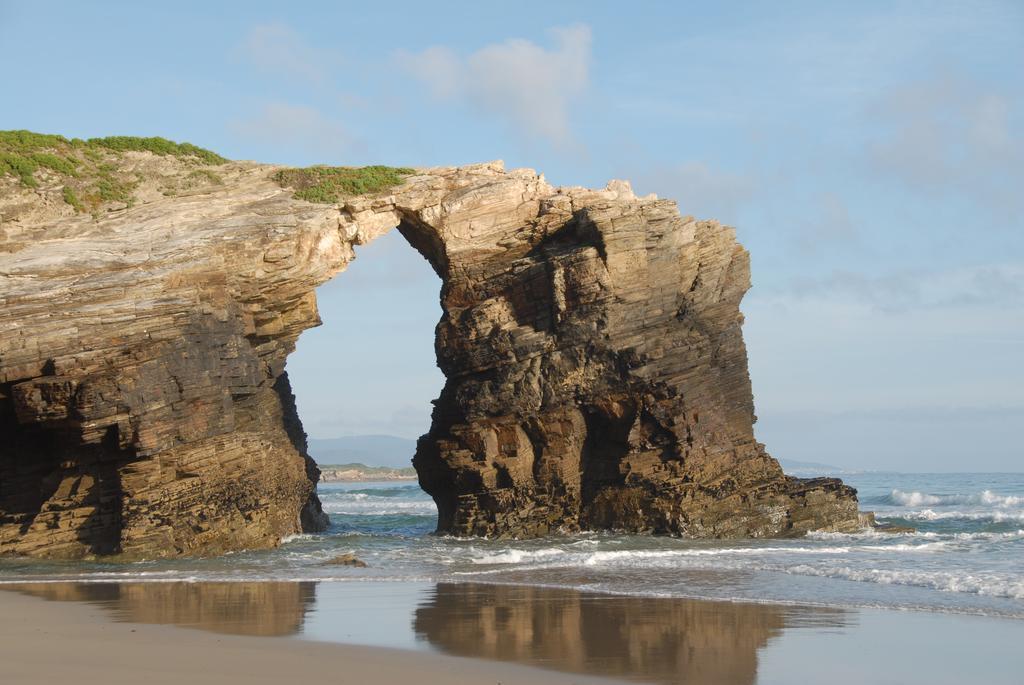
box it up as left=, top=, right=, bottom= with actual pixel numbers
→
left=410, top=175, right=861, bottom=538
left=0, top=151, right=860, bottom=558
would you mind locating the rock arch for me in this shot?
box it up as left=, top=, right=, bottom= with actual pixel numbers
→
left=0, top=160, right=860, bottom=558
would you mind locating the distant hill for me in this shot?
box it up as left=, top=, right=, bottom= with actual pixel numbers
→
left=307, top=435, right=417, bottom=468
left=318, top=463, right=417, bottom=482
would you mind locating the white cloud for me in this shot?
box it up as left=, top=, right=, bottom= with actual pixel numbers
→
left=867, top=73, right=1023, bottom=219
left=230, top=102, right=352, bottom=157
left=235, top=23, right=335, bottom=85
left=402, top=46, right=462, bottom=100
left=398, top=24, right=592, bottom=145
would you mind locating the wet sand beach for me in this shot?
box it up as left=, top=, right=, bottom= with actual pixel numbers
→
left=2, top=580, right=1022, bottom=685
left=0, top=585, right=621, bottom=685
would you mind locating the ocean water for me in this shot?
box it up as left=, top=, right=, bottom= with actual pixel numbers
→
left=2, top=471, right=1022, bottom=619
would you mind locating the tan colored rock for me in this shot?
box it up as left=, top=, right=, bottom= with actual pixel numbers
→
left=323, top=553, right=368, bottom=567
left=0, top=152, right=861, bottom=559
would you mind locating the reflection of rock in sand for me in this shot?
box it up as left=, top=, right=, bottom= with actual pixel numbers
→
left=414, top=583, right=849, bottom=685
left=10, top=581, right=316, bottom=636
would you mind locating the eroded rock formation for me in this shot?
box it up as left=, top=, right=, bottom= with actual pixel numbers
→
left=0, top=150, right=861, bottom=558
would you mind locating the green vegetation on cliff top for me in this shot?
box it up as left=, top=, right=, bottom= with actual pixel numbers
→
left=0, top=130, right=228, bottom=213
left=274, top=165, right=416, bottom=204
left=1, top=130, right=416, bottom=212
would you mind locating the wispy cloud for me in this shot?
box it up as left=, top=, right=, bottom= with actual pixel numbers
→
left=229, top=102, right=353, bottom=158
left=397, top=24, right=592, bottom=146
left=866, top=72, right=1023, bottom=220
left=235, top=22, right=337, bottom=86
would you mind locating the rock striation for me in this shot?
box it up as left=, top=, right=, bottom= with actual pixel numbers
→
left=0, top=147, right=861, bottom=558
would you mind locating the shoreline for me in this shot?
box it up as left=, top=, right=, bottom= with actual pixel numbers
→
left=3, top=579, right=1023, bottom=685
left=0, top=586, right=623, bottom=685
left=2, top=574, right=1021, bottom=622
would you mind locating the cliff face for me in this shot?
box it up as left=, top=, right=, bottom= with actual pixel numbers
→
left=0, top=149, right=860, bottom=558
left=410, top=175, right=859, bottom=538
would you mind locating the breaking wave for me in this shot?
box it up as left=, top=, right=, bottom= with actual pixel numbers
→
left=808, top=529, right=1024, bottom=542
left=784, top=565, right=1024, bottom=600
left=898, top=509, right=1024, bottom=523
left=319, top=492, right=437, bottom=516
left=888, top=489, right=1023, bottom=508
left=466, top=541, right=957, bottom=568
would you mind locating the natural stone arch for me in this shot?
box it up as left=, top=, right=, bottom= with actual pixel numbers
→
left=0, top=159, right=861, bottom=559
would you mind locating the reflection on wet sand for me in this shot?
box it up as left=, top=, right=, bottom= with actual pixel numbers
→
left=5, top=580, right=852, bottom=683
left=414, top=583, right=851, bottom=685
left=9, top=581, right=316, bottom=636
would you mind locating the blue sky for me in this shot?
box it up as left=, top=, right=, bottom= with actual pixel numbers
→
left=2, top=1, right=1021, bottom=471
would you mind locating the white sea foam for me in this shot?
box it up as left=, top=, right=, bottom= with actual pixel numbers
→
left=890, top=489, right=1023, bottom=508
left=899, top=509, right=1024, bottom=523
left=320, top=494, right=437, bottom=516
left=468, top=540, right=876, bottom=565
left=807, top=528, right=901, bottom=541
left=809, top=529, right=1024, bottom=543
left=858, top=542, right=950, bottom=552
left=784, top=565, right=1024, bottom=600
left=890, top=490, right=944, bottom=506
left=470, top=548, right=568, bottom=565
left=466, top=543, right=956, bottom=567
left=951, top=529, right=1024, bottom=541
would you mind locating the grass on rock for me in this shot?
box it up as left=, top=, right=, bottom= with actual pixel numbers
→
left=274, top=165, right=416, bottom=204
left=61, top=186, right=84, bottom=212
left=85, top=136, right=227, bottom=165
left=0, top=129, right=228, bottom=213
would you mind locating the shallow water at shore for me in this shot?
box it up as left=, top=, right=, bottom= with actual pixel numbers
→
left=4, top=580, right=1023, bottom=685
left=2, top=472, right=1022, bottom=619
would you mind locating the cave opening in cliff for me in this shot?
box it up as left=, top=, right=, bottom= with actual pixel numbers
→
left=287, top=223, right=444, bottom=493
